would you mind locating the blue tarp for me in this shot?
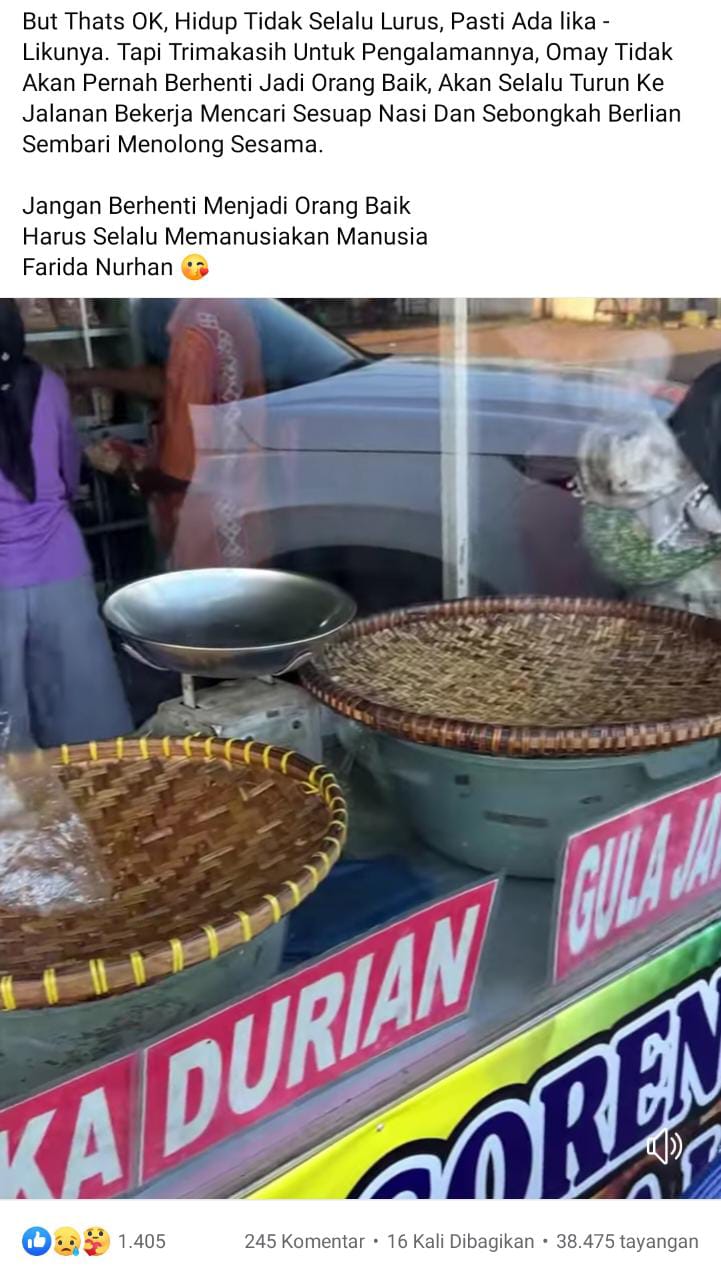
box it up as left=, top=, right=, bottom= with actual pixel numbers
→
left=284, top=856, right=431, bottom=962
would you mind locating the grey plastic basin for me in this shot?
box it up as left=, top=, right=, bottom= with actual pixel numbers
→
left=337, top=719, right=721, bottom=879
left=0, top=921, right=286, bottom=1105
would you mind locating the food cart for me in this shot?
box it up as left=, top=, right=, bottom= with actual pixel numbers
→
left=4, top=577, right=721, bottom=1201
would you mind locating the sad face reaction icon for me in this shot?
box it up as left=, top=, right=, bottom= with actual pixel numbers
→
left=54, top=1229, right=81, bottom=1257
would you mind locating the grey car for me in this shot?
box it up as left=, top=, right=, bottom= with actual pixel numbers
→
left=190, top=300, right=684, bottom=611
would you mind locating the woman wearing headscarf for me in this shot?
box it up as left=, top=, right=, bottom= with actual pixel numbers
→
left=0, top=301, right=132, bottom=748
left=576, top=361, right=721, bottom=617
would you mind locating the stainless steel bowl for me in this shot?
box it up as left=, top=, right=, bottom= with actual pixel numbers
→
left=103, top=568, right=357, bottom=679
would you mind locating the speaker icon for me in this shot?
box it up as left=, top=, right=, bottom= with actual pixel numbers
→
left=646, top=1128, right=683, bottom=1165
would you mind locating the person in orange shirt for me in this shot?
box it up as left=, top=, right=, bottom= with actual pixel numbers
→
left=153, top=299, right=265, bottom=567
left=72, top=299, right=266, bottom=568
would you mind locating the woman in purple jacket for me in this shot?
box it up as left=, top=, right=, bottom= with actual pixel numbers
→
left=0, top=301, right=132, bottom=748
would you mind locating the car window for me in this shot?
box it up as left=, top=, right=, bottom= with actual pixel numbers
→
left=243, top=300, right=369, bottom=396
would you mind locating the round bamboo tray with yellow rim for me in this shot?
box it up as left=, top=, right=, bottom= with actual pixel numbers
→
left=0, top=736, right=347, bottom=1011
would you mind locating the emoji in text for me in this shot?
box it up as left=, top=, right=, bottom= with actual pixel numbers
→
left=181, top=254, right=209, bottom=281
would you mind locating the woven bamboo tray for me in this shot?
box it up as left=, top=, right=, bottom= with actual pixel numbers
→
left=0, top=737, right=347, bottom=1011
left=302, top=596, right=721, bottom=758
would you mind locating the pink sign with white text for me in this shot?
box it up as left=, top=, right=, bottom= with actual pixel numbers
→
left=555, top=769, right=721, bottom=981
left=0, top=1057, right=137, bottom=1199
left=141, top=880, right=497, bottom=1182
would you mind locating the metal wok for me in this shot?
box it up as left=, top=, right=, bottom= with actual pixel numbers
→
left=103, top=568, right=356, bottom=679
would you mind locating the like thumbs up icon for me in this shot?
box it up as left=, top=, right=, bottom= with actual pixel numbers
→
left=22, top=1227, right=52, bottom=1257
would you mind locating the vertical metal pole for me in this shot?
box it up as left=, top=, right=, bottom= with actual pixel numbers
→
left=182, top=675, right=197, bottom=710
left=439, top=297, right=470, bottom=599
left=78, top=297, right=94, bottom=370
left=79, top=298, right=113, bottom=594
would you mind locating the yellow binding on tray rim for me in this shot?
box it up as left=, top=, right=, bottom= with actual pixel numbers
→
left=283, top=879, right=301, bottom=907
left=202, top=924, right=220, bottom=960
left=262, top=894, right=282, bottom=925
left=303, top=862, right=320, bottom=889
left=236, top=911, right=253, bottom=942
left=43, top=968, right=59, bottom=1006
left=129, top=950, right=147, bottom=987
left=89, top=958, right=109, bottom=997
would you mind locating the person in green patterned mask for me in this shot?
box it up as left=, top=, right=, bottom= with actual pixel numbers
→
left=577, top=363, right=721, bottom=618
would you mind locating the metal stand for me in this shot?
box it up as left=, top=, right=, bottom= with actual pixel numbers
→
left=181, top=675, right=197, bottom=710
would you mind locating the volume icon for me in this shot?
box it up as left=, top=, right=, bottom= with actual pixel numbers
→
left=646, top=1128, right=683, bottom=1165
